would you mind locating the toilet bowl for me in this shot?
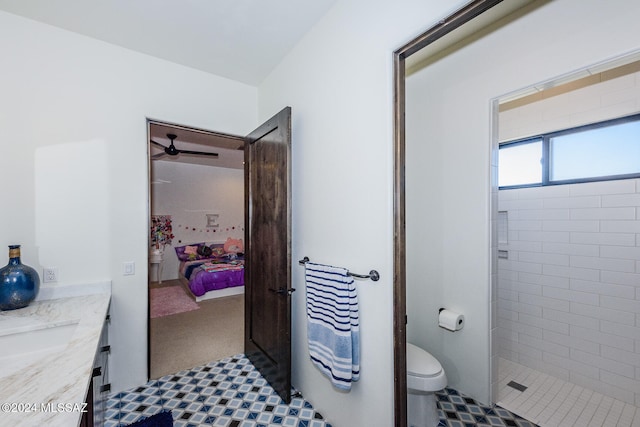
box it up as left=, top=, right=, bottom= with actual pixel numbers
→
left=407, top=342, right=447, bottom=427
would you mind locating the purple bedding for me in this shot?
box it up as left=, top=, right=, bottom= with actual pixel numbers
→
left=175, top=243, right=245, bottom=297
left=178, top=258, right=244, bottom=297
left=188, top=266, right=244, bottom=297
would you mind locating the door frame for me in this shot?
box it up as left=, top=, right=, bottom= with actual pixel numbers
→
left=392, top=1, right=504, bottom=425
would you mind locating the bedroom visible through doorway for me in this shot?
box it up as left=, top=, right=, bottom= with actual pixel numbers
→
left=147, top=120, right=246, bottom=379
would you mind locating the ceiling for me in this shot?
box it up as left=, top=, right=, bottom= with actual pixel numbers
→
left=149, top=122, right=245, bottom=169
left=0, top=0, right=337, bottom=168
left=0, top=0, right=337, bottom=86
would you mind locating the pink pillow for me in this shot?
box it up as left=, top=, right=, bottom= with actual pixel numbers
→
left=224, top=238, right=243, bottom=253
left=184, top=245, right=198, bottom=255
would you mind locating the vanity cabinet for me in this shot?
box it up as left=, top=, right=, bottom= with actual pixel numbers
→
left=81, top=312, right=110, bottom=427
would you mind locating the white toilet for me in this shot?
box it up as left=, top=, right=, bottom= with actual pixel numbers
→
left=407, top=342, right=447, bottom=427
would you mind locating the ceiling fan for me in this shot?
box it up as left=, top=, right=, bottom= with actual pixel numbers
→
left=150, top=133, right=219, bottom=159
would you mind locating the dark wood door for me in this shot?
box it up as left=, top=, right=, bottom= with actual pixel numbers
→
left=244, top=107, right=292, bottom=403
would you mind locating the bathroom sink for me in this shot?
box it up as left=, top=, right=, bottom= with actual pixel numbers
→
left=0, top=322, right=78, bottom=377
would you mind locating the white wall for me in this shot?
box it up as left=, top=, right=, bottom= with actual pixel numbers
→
left=258, top=0, right=476, bottom=424
left=151, top=161, right=244, bottom=281
left=405, top=0, right=640, bottom=406
left=0, top=11, right=257, bottom=393
left=406, top=49, right=493, bottom=403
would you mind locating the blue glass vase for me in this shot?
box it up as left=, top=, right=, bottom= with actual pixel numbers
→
left=0, top=245, right=40, bottom=311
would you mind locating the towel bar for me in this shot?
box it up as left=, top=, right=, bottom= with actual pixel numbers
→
left=298, top=256, right=380, bottom=282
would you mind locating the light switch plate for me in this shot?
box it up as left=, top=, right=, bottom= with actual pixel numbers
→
left=123, top=261, right=135, bottom=276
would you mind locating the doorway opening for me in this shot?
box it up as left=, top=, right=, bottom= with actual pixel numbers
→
left=146, top=107, right=293, bottom=404
left=395, top=1, right=640, bottom=425
left=146, top=119, right=246, bottom=380
left=393, top=1, right=540, bottom=425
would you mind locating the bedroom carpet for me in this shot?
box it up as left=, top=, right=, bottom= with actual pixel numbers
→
left=150, top=285, right=200, bottom=318
left=150, top=281, right=244, bottom=379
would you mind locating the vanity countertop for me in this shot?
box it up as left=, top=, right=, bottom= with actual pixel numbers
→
left=0, top=287, right=111, bottom=427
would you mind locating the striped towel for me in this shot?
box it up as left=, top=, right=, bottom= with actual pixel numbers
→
left=305, top=262, right=360, bottom=390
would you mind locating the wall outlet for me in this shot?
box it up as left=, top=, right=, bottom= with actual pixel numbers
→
left=123, top=261, right=135, bottom=276
left=43, top=267, right=59, bottom=283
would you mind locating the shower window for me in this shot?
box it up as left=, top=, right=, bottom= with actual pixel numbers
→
left=499, top=113, right=640, bottom=188
left=498, top=138, right=542, bottom=187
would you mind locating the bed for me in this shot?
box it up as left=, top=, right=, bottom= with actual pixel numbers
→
left=175, top=242, right=244, bottom=302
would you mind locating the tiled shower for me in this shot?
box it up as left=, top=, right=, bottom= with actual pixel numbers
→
left=494, top=60, right=640, bottom=414
left=497, top=178, right=640, bottom=405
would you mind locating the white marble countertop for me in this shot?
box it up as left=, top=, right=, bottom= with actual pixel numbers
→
left=0, top=283, right=111, bottom=427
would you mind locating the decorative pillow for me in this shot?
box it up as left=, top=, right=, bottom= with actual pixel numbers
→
left=224, top=237, right=244, bottom=254
left=197, top=245, right=213, bottom=257
left=174, top=243, right=205, bottom=261
left=174, top=242, right=235, bottom=261
left=211, top=246, right=225, bottom=257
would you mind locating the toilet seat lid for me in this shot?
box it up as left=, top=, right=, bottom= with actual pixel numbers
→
left=407, top=342, right=442, bottom=377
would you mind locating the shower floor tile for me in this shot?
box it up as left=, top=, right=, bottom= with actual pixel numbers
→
left=497, top=358, right=640, bottom=427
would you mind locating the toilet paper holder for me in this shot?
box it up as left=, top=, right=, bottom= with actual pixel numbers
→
left=438, top=307, right=465, bottom=331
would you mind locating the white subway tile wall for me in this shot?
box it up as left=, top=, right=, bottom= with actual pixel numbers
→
left=497, top=178, right=640, bottom=406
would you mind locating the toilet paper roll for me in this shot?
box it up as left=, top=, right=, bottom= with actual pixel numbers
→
left=439, top=309, right=464, bottom=331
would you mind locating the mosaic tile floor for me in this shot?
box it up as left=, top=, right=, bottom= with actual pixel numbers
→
left=106, top=354, right=332, bottom=427
left=435, top=388, right=539, bottom=427
left=107, top=353, right=537, bottom=427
